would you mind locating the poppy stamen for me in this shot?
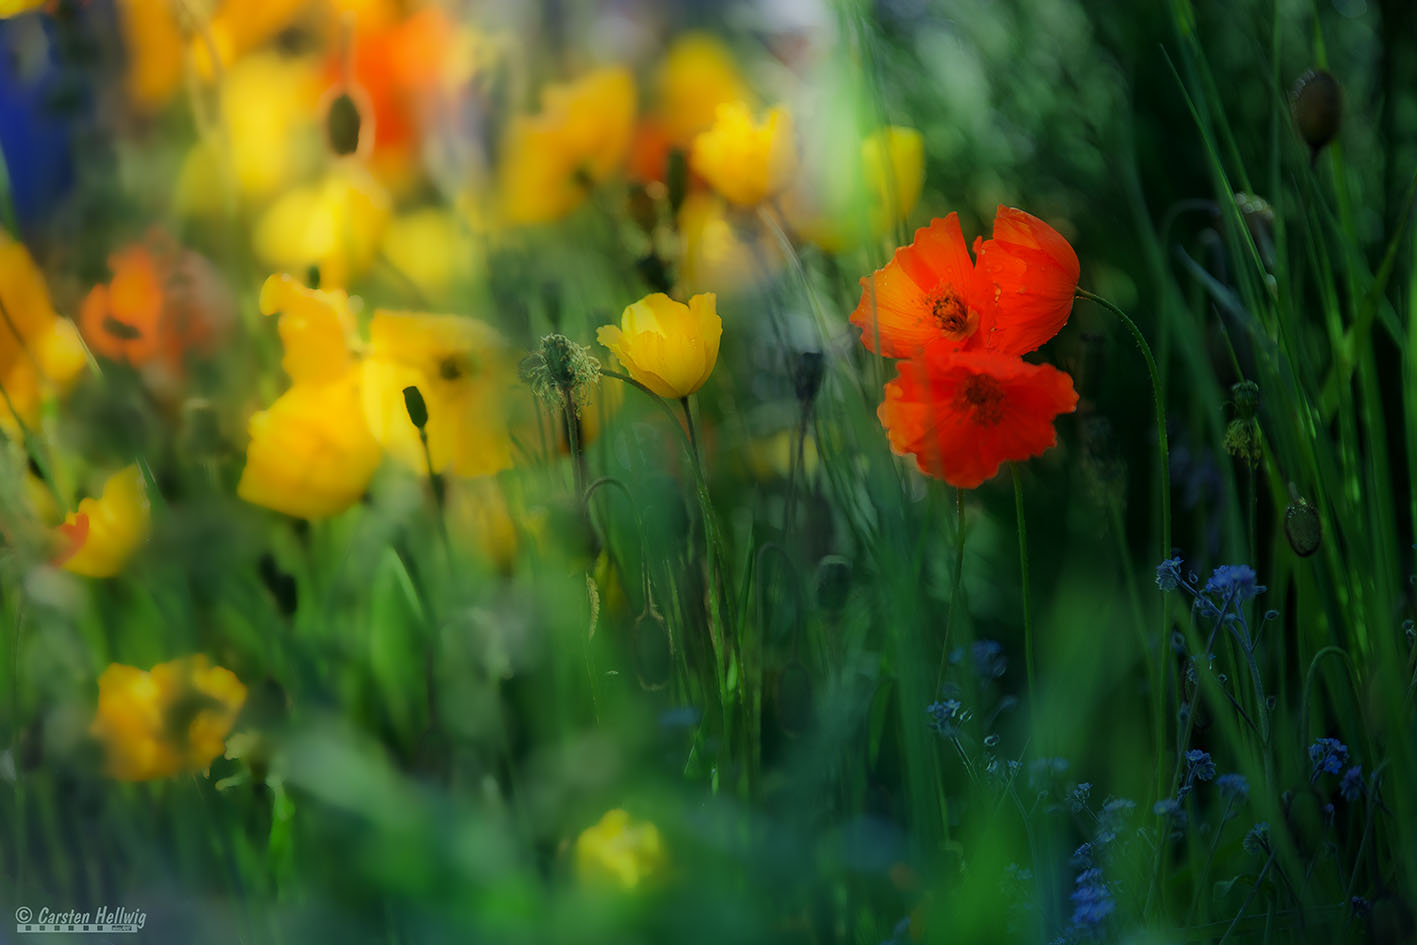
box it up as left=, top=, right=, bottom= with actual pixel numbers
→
left=955, top=374, right=1006, bottom=426
left=928, top=290, right=978, bottom=341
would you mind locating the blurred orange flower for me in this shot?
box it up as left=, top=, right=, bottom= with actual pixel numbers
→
left=851, top=208, right=1078, bottom=359
left=79, top=235, right=232, bottom=375
left=878, top=345, right=1078, bottom=489
left=53, top=465, right=151, bottom=578
left=0, top=231, right=86, bottom=434
left=91, top=655, right=246, bottom=781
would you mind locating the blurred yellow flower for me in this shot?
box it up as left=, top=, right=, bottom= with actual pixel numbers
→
left=0, top=0, right=46, bottom=17
left=237, top=276, right=381, bottom=519
left=54, top=466, right=151, bottom=579
left=783, top=125, right=924, bottom=252
left=575, top=808, right=665, bottom=890
left=690, top=102, right=797, bottom=208
left=177, top=53, right=324, bottom=214
left=117, top=0, right=314, bottom=110
left=497, top=66, right=636, bottom=226
left=677, top=191, right=779, bottom=293
left=253, top=162, right=392, bottom=288
left=378, top=208, right=482, bottom=302
left=446, top=475, right=518, bottom=573
left=655, top=33, right=752, bottom=148
left=91, top=655, right=247, bottom=781
left=0, top=231, right=86, bottom=434
left=360, top=311, right=518, bottom=477
left=597, top=292, right=721, bottom=400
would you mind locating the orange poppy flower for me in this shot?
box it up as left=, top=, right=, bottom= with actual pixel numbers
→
left=878, top=344, right=1078, bottom=489
left=79, top=235, right=231, bottom=372
left=851, top=207, right=1078, bottom=359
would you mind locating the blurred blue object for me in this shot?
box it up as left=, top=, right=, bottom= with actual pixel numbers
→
left=0, top=11, right=77, bottom=230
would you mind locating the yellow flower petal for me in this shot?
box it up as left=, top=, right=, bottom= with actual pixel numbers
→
left=58, top=465, right=151, bottom=578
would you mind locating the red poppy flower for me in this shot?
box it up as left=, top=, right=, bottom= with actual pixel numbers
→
left=850, top=213, right=992, bottom=358
left=975, top=206, right=1080, bottom=357
left=850, top=207, right=1079, bottom=358
left=878, top=344, right=1078, bottom=488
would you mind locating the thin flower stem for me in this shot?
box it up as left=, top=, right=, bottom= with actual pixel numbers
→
left=679, top=397, right=701, bottom=468
left=935, top=488, right=967, bottom=690
left=1076, top=286, right=1172, bottom=805
left=1012, top=464, right=1036, bottom=723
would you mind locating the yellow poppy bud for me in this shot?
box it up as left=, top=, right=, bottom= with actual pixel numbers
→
left=360, top=311, right=519, bottom=477
left=597, top=292, right=721, bottom=400
left=575, top=809, right=665, bottom=890
left=90, top=655, right=246, bottom=781
left=55, top=466, right=150, bottom=578
left=690, top=102, right=797, bottom=207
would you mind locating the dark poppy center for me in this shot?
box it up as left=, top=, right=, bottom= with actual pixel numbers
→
left=929, top=291, right=977, bottom=340
left=955, top=374, right=1006, bottom=426
left=439, top=357, right=465, bottom=381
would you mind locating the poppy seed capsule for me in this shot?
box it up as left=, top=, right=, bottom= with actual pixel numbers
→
left=325, top=91, right=365, bottom=157
left=1285, top=484, right=1321, bottom=557
left=1291, top=70, right=1341, bottom=156
left=402, top=385, right=429, bottom=430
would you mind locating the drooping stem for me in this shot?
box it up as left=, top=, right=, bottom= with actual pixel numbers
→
left=1012, top=464, right=1036, bottom=720
left=1076, top=287, right=1171, bottom=560
left=1076, top=286, right=1172, bottom=800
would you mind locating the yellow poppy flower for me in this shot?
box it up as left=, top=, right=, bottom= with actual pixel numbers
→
left=596, top=293, right=721, bottom=400
left=575, top=809, right=666, bottom=890
left=782, top=125, right=924, bottom=252
left=360, top=311, right=518, bottom=477
left=236, top=275, right=381, bottom=519
left=497, top=66, right=636, bottom=226
left=253, top=162, right=392, bottom=289
left=655, top=33, right=752, bottom=148
left=54, top=465, right=151, bottom=578
left=0, top=232, right=86, bottom=434
left=90, top=655, right=247, bottom=781
left=690, top=102, right=797, bottom=208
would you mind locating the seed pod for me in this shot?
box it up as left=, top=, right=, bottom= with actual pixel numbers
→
left=325, top=91, right=365, bottom=157
left=402, top=385, right=429, bottom=430
left=1291, top=69, right=1342, bottom=158
left=1285, top=484, right=1321, bottom=557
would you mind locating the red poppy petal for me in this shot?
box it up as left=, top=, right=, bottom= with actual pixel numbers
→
left=53, top=512, right=90, bottom=566
left=976, top=207, right=1080, bottom=356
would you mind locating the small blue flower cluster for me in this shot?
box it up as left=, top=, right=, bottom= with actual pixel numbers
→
left=927, top=699, right=964, bottom=738
left=1069, top=867, right=1115, bottom=930
left=1308, top=737, right=1349, bottom=779
left=1155, top=556, right=1267, bottom=620
left=1185, top=749, right=1217, bottom=782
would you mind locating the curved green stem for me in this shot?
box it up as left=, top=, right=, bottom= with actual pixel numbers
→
left=1076, top=287, right=1171, bottom=560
